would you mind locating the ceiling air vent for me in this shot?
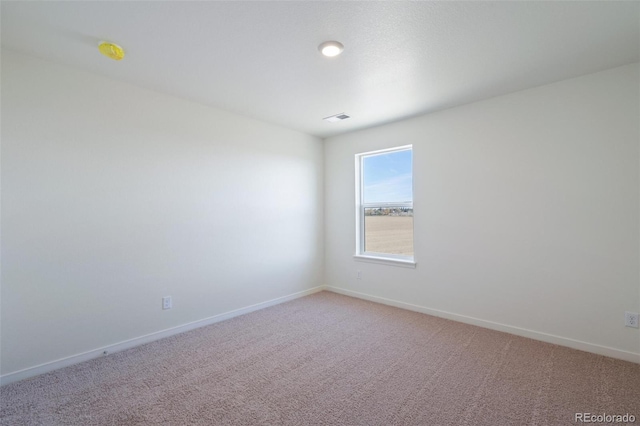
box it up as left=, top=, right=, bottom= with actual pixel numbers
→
left=323, top=113, right=350, bottom=123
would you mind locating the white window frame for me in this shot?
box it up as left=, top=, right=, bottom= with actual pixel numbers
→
left=354, top=145, right=416, bottom=268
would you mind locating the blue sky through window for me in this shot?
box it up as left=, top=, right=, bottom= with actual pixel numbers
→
left=363, top=149, right=412, bottom=203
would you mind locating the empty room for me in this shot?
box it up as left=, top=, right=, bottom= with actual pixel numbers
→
left=1, top=1, right=639, bottom=425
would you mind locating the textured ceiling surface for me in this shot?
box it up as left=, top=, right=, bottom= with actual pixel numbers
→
left=2, top=1, right=638, bottom=138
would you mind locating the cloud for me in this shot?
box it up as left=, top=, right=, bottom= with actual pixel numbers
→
left=364, top=173, right=413, bottom=203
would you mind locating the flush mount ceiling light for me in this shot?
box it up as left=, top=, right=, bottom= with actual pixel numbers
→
left=98, top=41, right=125, bottom=61
left=318, top=41, right=344, bottom=57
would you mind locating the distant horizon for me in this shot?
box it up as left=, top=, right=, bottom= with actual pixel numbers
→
left=363, top=148, right=412, bottom=204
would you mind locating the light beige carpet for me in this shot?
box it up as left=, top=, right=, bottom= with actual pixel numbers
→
left=1, top=291, right=639, bottom=425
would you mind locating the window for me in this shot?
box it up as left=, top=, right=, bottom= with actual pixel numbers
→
left=355, top=145, right=415, bottom=267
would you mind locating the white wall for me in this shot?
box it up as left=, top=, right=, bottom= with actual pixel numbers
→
left=1, top=50, right=324, bottom=377
left=325, top=63, right=640, bottom=361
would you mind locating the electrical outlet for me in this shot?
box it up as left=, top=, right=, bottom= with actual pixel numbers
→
left=356, top=270, right=362, bottom=280
left=162, top=296, right=172, bottom=310
left=625, top=311, right=639, bottom=328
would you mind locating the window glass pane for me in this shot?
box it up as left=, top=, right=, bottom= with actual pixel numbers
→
left=363, top=149, right=412, bottom=204
left=364, top=207, right=414, bottom=256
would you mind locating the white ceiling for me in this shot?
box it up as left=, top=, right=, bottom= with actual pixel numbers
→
left=2, top=1, right=638, bottom=138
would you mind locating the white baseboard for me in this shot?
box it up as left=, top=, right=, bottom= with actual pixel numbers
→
left=325, top=286, right=640, bottom=364
left=0, top=286, right=325, bottom=386
left=5, top=284, right=636, bottom=386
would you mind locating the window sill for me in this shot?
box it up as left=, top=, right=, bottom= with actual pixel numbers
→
left=353, top=254, right=416, bottom=268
